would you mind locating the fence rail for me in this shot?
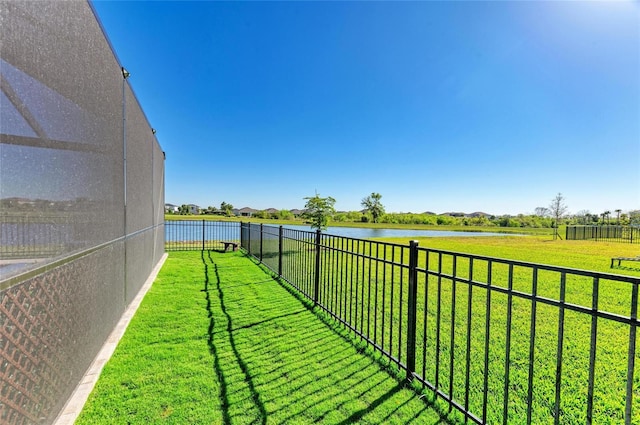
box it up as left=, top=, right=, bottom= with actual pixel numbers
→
left=566, top=225, right=640, bottom=244
left=238, top=222, right=639, bottom=425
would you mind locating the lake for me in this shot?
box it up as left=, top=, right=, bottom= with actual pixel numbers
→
left=276, top=224, right=512, bottom=239
left=165, top=221, right=514, bottom=242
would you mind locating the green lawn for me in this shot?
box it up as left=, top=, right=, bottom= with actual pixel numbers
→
left=77, top=236, right=640, bottom=424
left=77, top=251, right=453, bottom=424
left=380, top=235, right=640, bottom=277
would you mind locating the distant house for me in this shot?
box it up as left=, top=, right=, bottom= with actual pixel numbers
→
left=290, top=209, right=304, bottom=216
left=264, top=208, right=278, bottom=214
left=165, top=203, right=179, bottom=213
left=187, top=204, right=200, bottom=215
left=236, top=207, right=257, bottom=217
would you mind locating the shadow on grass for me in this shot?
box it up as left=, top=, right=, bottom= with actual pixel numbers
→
left=202, top=252, right=231, bottom=424
left=199, top=250, right=457, bottom=425
left=203, top=251, right=268, bottom=425
left=252, top=253, right=458, bottom=424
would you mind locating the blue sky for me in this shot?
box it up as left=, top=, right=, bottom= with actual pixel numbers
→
left=92, top=0, right=639, bottom=215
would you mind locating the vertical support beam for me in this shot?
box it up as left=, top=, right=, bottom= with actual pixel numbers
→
left=122, top=69, right=129, bottom=304
left=314, top=229, right=321, bottom=305
left=406, top=240, right=419, bottom=381
left=151, top=133, right=155, bottom=261
left=278, top=225, right=283, bottom=276
left=202, top=219, right=205, bottom=251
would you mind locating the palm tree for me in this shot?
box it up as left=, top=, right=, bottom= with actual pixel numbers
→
left=604, top=210, right=611, bottom=225
left=361, top=192, right=385, bottom=223
left=584, top=213, right=592, bottom=225
left=615, top=209, right=622, bottom=224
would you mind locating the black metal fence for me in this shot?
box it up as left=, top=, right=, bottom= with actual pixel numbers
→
left=165, top=220, right=240, bottom=251
left=239, top=222, right=639, bottom=425
left=566, top=225, right=640, bottom=244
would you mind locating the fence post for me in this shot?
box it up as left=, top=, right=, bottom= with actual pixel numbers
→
left=625, top=283, right=638, bottom=425
left=278, top=225, right=283, bottom=276
left=202, top=219, right=205, bottom=251
left=314, top=229, right=321, bottom=305
left=240, top=222, right=244, bottom=249
left=260, top=223, right=263, bottom=263
left=406, top=240, right=419, bottom=381
left=247, top=222, right=251, bottom=256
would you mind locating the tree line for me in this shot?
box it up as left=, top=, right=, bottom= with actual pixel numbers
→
left=302, top=192, right=640, bottom=231
left=169, top=193, right=640, bottom=231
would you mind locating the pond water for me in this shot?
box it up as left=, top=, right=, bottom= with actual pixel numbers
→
left=279, top=224, right=512, bottom=239
left=165, top=221, right=516, bottom=242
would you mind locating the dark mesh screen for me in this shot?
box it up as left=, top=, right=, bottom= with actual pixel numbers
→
left=1, top=1, right=125, bottom=271
left=125, top=85, right=154, bottom=234
left=125, top=232, right=154, bottom=305
left=1, top=2, right=165, bottom=423
left=153, top=143, right=166, bottom=265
